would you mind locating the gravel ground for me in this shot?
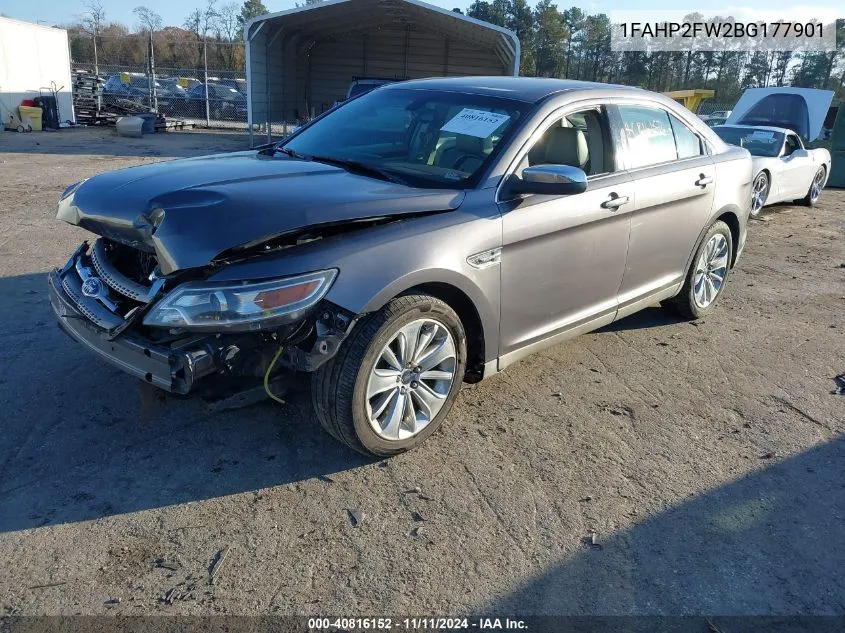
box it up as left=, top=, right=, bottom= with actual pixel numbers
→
left=0, top=127, right=843, bottom=617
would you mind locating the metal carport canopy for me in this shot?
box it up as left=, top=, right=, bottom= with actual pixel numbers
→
left=244, top=0, right=520, bottom=144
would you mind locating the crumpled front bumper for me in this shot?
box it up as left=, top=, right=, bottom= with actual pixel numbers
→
left=48, top=269, right=217, bottom=394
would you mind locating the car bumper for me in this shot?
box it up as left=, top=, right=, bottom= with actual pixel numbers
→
left=48, top=269, right=217, bottom=394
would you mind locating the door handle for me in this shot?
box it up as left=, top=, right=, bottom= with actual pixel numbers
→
left=601, top=194, right=630, bottom=210
left=696, top=174, right=714, bottom=187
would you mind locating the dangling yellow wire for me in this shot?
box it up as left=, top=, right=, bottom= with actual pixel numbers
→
left=263, top=345, right=286, bottom=405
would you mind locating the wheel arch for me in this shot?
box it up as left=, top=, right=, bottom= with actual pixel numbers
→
left=406, top=282, right=486, bottom=383
left=684, top=204, right=744, bottom=275
left=337, top=269, right=498, bottom=384
left=754, top=167, right=772, bottom=203
left=715, top=209, right=741, bottom=268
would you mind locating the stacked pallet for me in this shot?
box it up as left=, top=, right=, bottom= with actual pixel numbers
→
left=71, top=71, right=105, bottom=125
left=72, top=71, right=152, bottom=125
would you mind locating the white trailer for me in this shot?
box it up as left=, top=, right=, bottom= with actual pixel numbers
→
left=0, top=17, right=74, bottom=126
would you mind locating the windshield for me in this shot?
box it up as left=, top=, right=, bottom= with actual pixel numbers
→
left=281, top=87, right=527, bottom=188
left=714, top=126, right=784, bottom=157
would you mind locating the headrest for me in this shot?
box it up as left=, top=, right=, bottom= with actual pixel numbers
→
left=543, top=126, right=588, bottom=168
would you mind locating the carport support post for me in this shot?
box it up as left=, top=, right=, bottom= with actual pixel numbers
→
left=203, top=38, right=210, bottom=126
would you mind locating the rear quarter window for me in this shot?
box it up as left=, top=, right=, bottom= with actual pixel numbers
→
left=669, top=115, right=703, bottom=159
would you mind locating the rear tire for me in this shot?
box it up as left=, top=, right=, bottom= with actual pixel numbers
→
left=312, top=294, right=467, bottom=456
left=664, top=220, right=733, bottom=320
left=798, top=166, right=826, bottom=207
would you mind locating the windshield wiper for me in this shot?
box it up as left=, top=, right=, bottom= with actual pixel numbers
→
left=309, top=155, right=409, bottom=186
left=274, top=146, right=308, bottom=160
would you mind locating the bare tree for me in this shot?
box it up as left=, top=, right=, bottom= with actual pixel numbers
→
left=80, top=0, right=106, bottom=39
left=184, top=0, right=219, bottom=123
left=79, top=0, right=105, bottom=74
left=184, top=0, right=219, bottom=40
left=215, top=2, right=240, bottom=67
left=133, top=7, right=162, bottom=109
left=216, top=2, right=240, bottom=40
left=133, top=6, right=163, bottom=32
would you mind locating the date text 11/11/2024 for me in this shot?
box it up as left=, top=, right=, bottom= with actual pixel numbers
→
left=307, top=617, right=528, bottom=630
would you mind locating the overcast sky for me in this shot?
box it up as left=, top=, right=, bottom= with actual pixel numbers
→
left=4, top=0, right=842, bottom=33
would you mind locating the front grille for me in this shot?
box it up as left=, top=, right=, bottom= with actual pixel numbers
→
left=60, top=270, right=124, bottom=330
left=90, top=238, right=158, bottom=303
left=56, top=239, right=162, bottom=332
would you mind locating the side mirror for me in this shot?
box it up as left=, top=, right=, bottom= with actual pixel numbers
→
left=790, top=148, right=809, bottom=158
left=506, top=164, right=588, bottom=197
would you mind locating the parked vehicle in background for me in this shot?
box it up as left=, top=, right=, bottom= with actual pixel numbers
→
left=709, top=110, right=732, bottom=120
left=184, top=83, right=247, bottom=120
left=713, top=125, right=831, bottom=216
left=217, top=78, right=247, bottom=95
left=716, top=87, right=834, bottom=216
left=101, top=73, right=183, bottom=113
left=49, top=77, right=751, bottom=456
left=156, top=78, right=187, bottom=99
left=706, top=116, right=728, bottom=127
left=177, top=77, right=202, bottom=90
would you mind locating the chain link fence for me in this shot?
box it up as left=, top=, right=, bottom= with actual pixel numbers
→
left=70, top=34, right=251, bottom=129
left=696, top=101, right=738, bottom=117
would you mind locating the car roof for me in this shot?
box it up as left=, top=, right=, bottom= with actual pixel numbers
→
left=385, top=76, right=644, bottom=103
left=714, top=124, right=793, bottom=135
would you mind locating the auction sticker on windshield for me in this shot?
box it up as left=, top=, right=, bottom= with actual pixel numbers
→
left=441, top=109, right=510, bottom=138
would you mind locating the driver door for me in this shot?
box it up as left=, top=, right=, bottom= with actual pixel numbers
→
left=780, top=133, right=815, bottom=197
left=497, top=105, right=633, bottom=367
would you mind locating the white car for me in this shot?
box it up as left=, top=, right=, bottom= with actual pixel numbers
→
left=714, top=88, right=833, bottom=217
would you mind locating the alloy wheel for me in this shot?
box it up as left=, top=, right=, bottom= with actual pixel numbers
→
left=365, top=318, right=457, bottom=441
left=751, top=173, right=768, bottom=216
left=693, top=233, right=729, bottom=308
left=810, top=168, right=824, bottom=203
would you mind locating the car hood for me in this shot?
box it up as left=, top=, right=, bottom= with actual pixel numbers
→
left=727, top=87, right=834, bottom=141
left=58, top=151, right=465, bottom=275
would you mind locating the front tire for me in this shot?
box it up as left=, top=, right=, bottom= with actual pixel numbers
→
left=798, top=166, right=826, bottom=207
left=664, top=220, right=733, bottom=320
left=312, top=294, right=467, bottom=456
left=750, top=171, right=769, bottom=217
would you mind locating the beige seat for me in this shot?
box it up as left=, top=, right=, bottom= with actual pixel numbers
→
left=543, top=126, right=589, bottom=170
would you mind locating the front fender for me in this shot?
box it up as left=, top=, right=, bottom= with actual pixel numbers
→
left=341, top=267, right=500, bottom=364
left=207, top=203, right=504, bottom=363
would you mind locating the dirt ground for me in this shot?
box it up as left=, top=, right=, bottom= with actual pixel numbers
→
left=0, top=127, right=843, bottom=617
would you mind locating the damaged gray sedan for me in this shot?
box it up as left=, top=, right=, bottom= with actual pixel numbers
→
left=50, top=77, right=751, bottom=456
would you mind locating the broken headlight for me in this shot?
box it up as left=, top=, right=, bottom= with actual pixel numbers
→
left=142, top=269, right=337, bottom=331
